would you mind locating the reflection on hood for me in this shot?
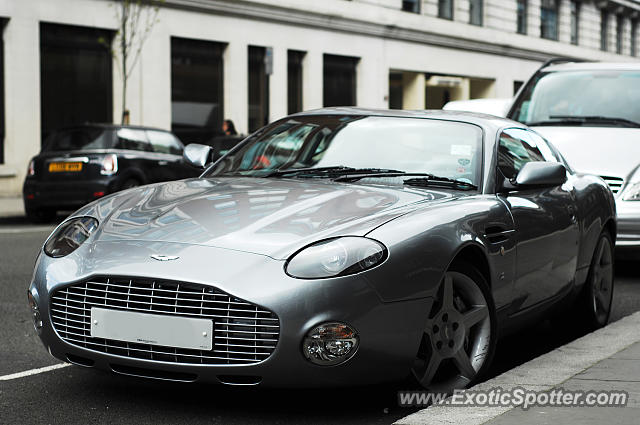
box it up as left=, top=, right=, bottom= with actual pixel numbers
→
left=78, top=178, right=451, bottom=259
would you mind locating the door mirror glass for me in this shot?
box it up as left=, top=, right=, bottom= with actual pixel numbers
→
left=515, top=161, right=567, bottom=187
left=183, top=143, right=212, bottom=168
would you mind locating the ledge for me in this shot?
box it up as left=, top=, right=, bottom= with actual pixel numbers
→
left=0, top=165, right=17, bottom=178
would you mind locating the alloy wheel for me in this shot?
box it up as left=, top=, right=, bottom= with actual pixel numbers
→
left=412, top=270, right=492, bottom=392
left=590, top=236, right=614, bottom=326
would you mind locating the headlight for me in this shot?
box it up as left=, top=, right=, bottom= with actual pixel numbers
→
left=622, top=182, right=640, bottom=201
left=285, top=237, right=387, bottom=279
left=302, top=322, right=359, bottom=365
left=44, top=216, right=99, bottom=258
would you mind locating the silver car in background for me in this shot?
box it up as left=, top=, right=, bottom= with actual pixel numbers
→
left=508, top=61, right=640, bottom=252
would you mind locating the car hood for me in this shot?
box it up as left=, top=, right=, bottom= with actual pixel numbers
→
left=532, top=126, right=640, bottom=179
left=80, top=177, right=453, bottom=259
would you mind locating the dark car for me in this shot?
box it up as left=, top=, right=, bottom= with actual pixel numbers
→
left=23, top=124, right=200, bottom=222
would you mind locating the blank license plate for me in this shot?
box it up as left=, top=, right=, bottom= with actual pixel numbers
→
left=90, top=307, right=213, bottom=350
left=49, top=162, right=83, bottom=172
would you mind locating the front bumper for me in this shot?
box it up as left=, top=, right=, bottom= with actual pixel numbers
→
left=23, top=177, right=117, bottom=211
left=615, top=198, right=640, bottom=248
left=30, top=240, right=432, bottom=387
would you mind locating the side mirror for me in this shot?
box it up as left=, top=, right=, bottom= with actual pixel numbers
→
left=514, top=161, right=567, bottom=188
left=183, top=144, right=213, bottom=168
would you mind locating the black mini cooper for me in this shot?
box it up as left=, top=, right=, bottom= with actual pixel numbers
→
left=23, top=124, right=201, bottom=222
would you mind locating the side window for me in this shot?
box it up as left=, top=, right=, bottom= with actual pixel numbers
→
left=115, top=128, right=152, bottom=152
left=498, top=128, right=556, bottom=179
left=147, top=130, right=184, bottom=155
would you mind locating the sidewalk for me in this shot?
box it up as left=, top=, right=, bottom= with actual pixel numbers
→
left=396, top=311, right=640, bottom=424
left=0, top=196, right=24, bottom=218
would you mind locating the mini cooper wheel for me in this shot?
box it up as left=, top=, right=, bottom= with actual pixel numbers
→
left=577, top=231, right=614, bottom=330
left=411, top=261, right=496, bottom=392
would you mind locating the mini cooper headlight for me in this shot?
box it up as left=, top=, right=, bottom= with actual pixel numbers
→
left=622, top=182, right=640, bottom=201
left=44, top=216, right=99, bottom=258
left=285, top=237, right=387, bottom=279
left=302, top=322, right=359, bottom=365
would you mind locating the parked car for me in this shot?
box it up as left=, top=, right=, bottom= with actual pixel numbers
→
left=29, top=109, right=615, bottom=391
left=443, top=98, right=512, bottom=117
left=23, top=124, right=201, bottom=222
left=508, top=60, right=640, bottom=253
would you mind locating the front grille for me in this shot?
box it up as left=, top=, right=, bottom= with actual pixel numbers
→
left=50, top=277, right=280, bottom=365
left=600, top=175, right=624, bottom=194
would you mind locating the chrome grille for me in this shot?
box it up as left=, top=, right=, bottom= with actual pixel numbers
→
left=600, top=176, right=624, bottom=194
left=49, top=277, right=279, bottom=365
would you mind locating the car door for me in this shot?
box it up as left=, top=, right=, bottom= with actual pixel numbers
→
left=496, top=128, right=579, bottom=312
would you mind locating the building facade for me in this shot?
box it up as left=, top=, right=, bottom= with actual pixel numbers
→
left=0, top=0, right=638, bottom=196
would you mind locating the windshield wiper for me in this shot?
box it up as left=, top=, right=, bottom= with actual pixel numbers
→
left=403, top=176, right=478, bottom=191
left=265, top=166, right=405, bottom=179
left=332, top=171, right=478, bottom=190
left=264, top=166, right=356, bottom=178
left=528, top=115, right=640, bottom=128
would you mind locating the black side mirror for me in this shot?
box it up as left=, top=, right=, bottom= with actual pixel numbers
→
left=183, top=144, right=213, bottom=168
left=514, top=161, right=567, bottom=188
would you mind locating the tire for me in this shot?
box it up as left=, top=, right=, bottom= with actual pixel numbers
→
left=411, top=260, right=497, bottom=392
left=574, top=231, right=614, bottom=330
left=26, top=208, right=56, bottom=224
left=119, top=178, right=140, bottom=191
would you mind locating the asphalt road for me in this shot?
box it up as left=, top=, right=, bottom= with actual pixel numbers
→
left=1, top=217, right=639, bottom=425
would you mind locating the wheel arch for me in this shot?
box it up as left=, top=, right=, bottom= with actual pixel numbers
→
left=449, top=242, right=492, bottom=289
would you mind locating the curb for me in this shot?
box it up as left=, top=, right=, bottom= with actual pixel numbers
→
left=395, top=310, right=640, bottom=425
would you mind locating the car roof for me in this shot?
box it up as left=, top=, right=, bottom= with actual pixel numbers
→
left=290, top=107, right=523, bottom=133
left=542, top=62, right=640, bottom=73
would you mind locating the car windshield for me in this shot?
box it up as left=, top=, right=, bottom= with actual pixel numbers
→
left=510, top=70, right=640, bottom=126
left=43, top=127, right=114, bottom=152
left=206, top=115, right=483, bottom=186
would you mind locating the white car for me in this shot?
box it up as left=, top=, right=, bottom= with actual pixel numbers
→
left=508, top=61, right=640, bottom=252
left=443, top=98, right=512, bottom=117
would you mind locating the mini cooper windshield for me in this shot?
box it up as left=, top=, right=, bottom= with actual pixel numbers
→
left=206, top=116, right=483, bottom=188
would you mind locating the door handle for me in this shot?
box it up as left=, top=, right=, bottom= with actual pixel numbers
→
left=158, top=161, right=168, bottom=166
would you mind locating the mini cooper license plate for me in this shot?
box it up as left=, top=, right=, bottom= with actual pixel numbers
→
left=90, top=307, right=213, bottom=350
left=48, top=162, right=83, bottom=172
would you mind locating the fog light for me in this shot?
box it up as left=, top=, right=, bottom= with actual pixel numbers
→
left=302, top=322, right=359, bottom=365
left=27, top=290, right=43, bottom=331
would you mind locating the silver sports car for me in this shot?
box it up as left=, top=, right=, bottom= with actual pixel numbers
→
left=29, top=109, right=616, bottom=391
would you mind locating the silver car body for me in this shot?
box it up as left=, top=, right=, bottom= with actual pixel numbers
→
left=29, top=109, right=615, bottom=387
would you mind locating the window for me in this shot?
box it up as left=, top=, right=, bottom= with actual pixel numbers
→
left=513, top=80, right=524, bottom=95
left=115, top=128, right=152, bottom=152
left=43, top=127, right=113, bottom=152
left=498, top=128, right=556, bottom=180
left=389, top=72, right=404, bottom=110
left=287, top=50, right=305, bottom=115
left=540, top=0, right=559, bottom=40
left=146, top=130, right=184, bottom=155
left=40, top=23, right=113, bottom=146
left=632, top=20, right=638, bottom=57
left=570, top=0, right=580, bottom=45
left=248, top=46, right=270, bottom=133
left=171, top=37, right=225, bottom=145
left=0, top=19, right=5, bottom=164
left=438, top=0, right=454, bottom=20
left=601, top=10, right=609, bottom=51
left=616, top=15, right=624, bottom=54
left=323, top=54, right=358, bottom=107
left=402, top=0, right=420, bottom=13
left=470, top=0, right=483, bottom=26
left=517, top=0, right=527, bottom=34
